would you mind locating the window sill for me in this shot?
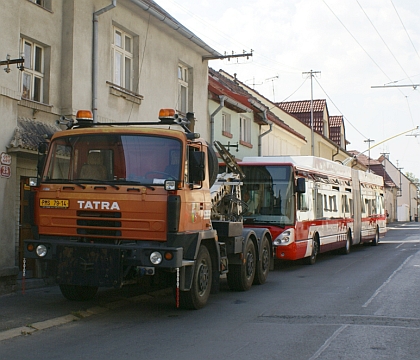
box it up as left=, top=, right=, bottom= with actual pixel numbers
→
left=240, top=140, right=253, bottom=149
left=19, top=98, right=53, bottom=112
left=107, top=82, right=143, bottom=105
left=27, top=0, right=53, bottom=12
left=222, top=131, right=233, bottom=138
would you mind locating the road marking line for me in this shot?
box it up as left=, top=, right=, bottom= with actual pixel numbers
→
left=308, top=324, right=349, bottom=360
left=362, top=255, right=413, bottom=308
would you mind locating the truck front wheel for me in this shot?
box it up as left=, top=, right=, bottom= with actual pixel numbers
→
left=59, top=284, right=98, bottom=301
left=180, top=245, right=212, bottom=310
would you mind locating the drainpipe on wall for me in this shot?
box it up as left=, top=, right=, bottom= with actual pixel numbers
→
left=258, top=110, right=272, bottom=156
left=93, top=0, right=117, bottom=123
left=210, top=95, right=227, bottom=145
left=332, top=146, right=339, bottom=161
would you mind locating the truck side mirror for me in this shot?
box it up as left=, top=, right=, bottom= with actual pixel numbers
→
left=37, top=142, right=48, bottom=178
left=296, top=177, right=306, bottom=193
left=189, top=151, right=205, bottom=182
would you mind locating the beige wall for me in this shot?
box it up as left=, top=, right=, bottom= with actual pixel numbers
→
left=0, top=0, right=214, bottom=291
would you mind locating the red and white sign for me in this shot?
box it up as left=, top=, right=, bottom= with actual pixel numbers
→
left=1, top=152, right=11, bottom=165
left=0, top=165, right=11, bottom=178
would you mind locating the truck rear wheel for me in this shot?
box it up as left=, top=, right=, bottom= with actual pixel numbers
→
left=180, top=245, right=212, bottom=310
left=59, top=284, right=98, bottom=301
left=254, top=236, right=270, bottom=285
left=227, top=238, right=256, bottom=291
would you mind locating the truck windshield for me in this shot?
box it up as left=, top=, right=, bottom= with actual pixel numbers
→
left=43, top=134, right=182, bottom=185
left=240, top=165, right=295, bottom=226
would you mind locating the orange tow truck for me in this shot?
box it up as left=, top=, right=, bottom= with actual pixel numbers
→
left=24, top=109, right=272, bottom=309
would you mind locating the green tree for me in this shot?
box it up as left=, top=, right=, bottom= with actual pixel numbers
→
left=406, top=172, right=420, bottom=190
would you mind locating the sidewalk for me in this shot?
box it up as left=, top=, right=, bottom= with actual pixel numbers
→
left=0, top=280, right=170, bottom=342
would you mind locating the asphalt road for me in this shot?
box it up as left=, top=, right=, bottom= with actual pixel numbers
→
left=1, top=222, right=419, bottom=360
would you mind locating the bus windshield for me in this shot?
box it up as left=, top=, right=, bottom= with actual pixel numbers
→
left=240, top=165, right=295, bottom=226
left=43, top=134, right=182, bottom=186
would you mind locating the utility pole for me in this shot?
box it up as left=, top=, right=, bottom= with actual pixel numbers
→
left=397, top=161, right=403, bottom=198
left=364, top=138, right=375, bottom=172
left=303, top=70, right=321, bottom=156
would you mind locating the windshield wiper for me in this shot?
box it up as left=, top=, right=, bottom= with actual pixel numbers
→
left=72, top=179, right=122, bottom=189
left=45, top=179, right=86, bottom=189
left=117, top=180, right=155, bottom=191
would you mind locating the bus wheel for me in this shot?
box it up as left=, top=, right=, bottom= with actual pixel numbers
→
left=253, top=236, right=270, bottom=285
left=340, top=232, right=351, bottom=255
left=372, top=228, right=380, bottom=246
left=180, top=245, right=212, bottom=310
left=228, top=238, right=256, bottom=291
left=305, top=237, right=318, bottom=265
left=59, top=284, right=98, bottom=301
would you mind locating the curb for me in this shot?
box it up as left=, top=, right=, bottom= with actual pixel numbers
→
left=0, top=288, right=172, bottom=342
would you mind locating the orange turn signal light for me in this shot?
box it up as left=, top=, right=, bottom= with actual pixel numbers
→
left=164, top=252, right=173, bottom=261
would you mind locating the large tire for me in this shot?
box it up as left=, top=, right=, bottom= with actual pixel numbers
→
left=179, top=245, right=212, bottom=310
left=207, top=143, right=219, bottom=187
left=340, top=231, right=351, bottom=255
left=305, top=237, right=318, bottom=265
left=59, top=284, right=98, bottom=301
left=253, top=236, right=270, bottom=285
left=372, top=228, right=380, bottom=246
left=227, top=239, right=256, bottom=291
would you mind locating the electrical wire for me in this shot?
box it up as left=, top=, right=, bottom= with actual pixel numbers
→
left=356, top=0, right=415, bottom=85
left=313, top=76, right=368, bottom=140
left=390, top=0, right=420, bottom=65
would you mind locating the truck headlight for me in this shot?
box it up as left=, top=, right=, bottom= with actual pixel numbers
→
left=36, top=244, right=48, bottom=257
left=150, top=251, right=163, bottom=265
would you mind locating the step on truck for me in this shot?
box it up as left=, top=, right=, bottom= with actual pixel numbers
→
left=24, top=109, right=272, bottom=309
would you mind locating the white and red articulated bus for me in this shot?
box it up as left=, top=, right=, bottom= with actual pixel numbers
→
left=236, top=156, right=387, bottom=265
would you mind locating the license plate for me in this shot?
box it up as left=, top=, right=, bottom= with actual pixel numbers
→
left=40, top=199, right=69, bottom=208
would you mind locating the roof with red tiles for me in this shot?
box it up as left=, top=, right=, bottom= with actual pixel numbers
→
left=329, top=115, right=344, bottom=146
left=277, top=100, right=327, bottom=135
left=277, top=99, right=327, bottom=113
left=209, top=68, right=306, bottom=141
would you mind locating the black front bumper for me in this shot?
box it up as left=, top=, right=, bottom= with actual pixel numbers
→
left=24, top=239, right=183, bottom=287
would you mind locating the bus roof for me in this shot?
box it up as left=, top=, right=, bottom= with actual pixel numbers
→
left=240, top=156, right=382, bottom=187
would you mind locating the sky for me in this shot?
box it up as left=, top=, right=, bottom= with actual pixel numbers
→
left=155, top=0, right=420, bottom=178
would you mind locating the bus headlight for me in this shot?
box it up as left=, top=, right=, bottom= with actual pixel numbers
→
left=273, top=229, right=295, bottom=246
left=36, top=244, right=48, bottom=257
left=150, top=251, right=163, bottom=265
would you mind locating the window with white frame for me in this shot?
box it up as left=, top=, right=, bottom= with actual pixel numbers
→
left=240, top=116, right=251, bottom=143
left=29, top=0, right=51, bottom=10
left=21, top=39, right=44, bottom=102
left=178, top=64, right=189, bottom=114
left=222, top=113, right=231, bottom=135
left=112, top=27, right=133, bottom=90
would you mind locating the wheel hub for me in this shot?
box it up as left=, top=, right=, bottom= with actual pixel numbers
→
left=198, top=263, right=209, bottom=293
left=246, top=251, right=254, bottom=277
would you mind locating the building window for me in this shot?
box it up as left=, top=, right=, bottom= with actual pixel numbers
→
left=240, top=116, right=251, bottom=144
left=222, top=113, right=232, bottom=137
left=112, top=27, right=133, bottom=91
left=21, top=39, right=44, bottom=102
left=178, top=64, right=189, bottom=114
left=28, top=0, right=51, bottom=9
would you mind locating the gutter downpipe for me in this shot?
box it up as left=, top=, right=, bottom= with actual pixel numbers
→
left=210, top=95, right=227, bottom=145
left=258, top=110, right=272, bottom=156
left=93, top=0, right=117, bottom=123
